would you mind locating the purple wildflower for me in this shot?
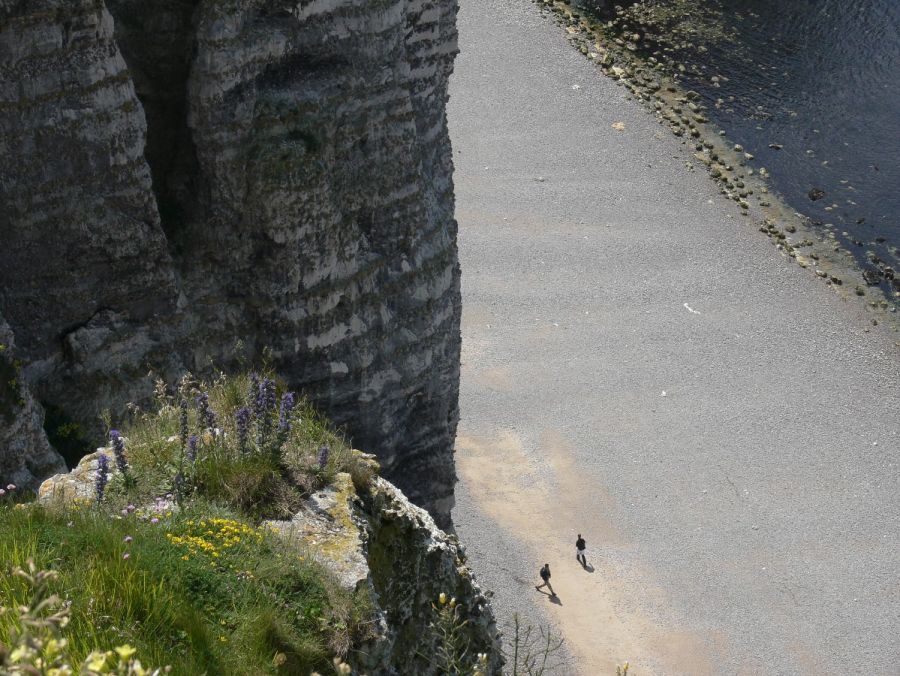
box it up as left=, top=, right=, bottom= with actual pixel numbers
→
left=195, top=392, right=217, bottom=430
left=122, top=552, right=130, bottom=560
left=150, top=517, right=159, bottom=524
left=123, top=535, right=133, bottom=544
left=256, top=378, right=277, bottom=444
left=179, top=399, right=189, bottom=449
left=95, top=453, right=110, bottom=503
left=317, top=445, right=330, bottom=470
left=110, top=430, right=129, bottom=476
left=236, top=406, right=251, bottom=453
left=279, top=392, right=296, bottom=433
left=249, top=373, right=261, bottom=418
left=263, top=379, right=277, bottom=412
left=6, top=484, right=14, bottom=491
left=187, top=434, right=199, bottom=463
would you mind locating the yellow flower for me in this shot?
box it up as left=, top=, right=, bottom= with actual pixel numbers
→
left=438, top=592, right=447, bottom=605
left=85, top=650, right=111, bottom=671
left=115, top=645, right=137, bottom=660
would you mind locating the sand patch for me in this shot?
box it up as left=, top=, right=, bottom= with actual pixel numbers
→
left=471, top=365, right=515, bottom=392
left=457, top=429, right=723, bottom=675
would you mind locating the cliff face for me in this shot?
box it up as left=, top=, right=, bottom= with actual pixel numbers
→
left=0, top=0, right=461, bottom=525
left=0, top=316, right=65, bottom=487
left=268, top=469, right=503, bottom=674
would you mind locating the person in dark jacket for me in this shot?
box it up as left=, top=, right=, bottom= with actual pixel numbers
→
left=576, top=534, right=587, bottom=567
left=535, top=563, right=555, bottom=596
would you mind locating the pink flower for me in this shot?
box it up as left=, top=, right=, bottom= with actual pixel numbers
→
left=121, top=509, right=128, bottom=516
left=123, top=536, right=133, bottom=544
left=126, top=504, right=135, bottom=513
left=6, top=484, right=14, bottom=491
left=151, top=517, right=159, bottom=524
left=122, top=553, right=130, bottom=560
left=0, top=489, right=5, bottom=497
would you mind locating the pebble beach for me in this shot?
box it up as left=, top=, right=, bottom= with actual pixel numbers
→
left=449, top=0, right=900, bottom=673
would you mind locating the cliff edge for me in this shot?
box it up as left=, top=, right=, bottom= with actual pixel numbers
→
left=0, top=0, right=462, bottom=525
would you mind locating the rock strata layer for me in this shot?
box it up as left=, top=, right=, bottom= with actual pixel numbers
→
left=0, top=0, right=462, bottom=524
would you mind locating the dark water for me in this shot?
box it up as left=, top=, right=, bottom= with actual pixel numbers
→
left=678, top=0, right=900, bottom=294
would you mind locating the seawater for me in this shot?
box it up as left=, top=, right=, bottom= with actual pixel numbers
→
left=677, top=0, right=900, bottom=293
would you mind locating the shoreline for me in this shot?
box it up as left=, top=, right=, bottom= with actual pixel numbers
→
left=534, top=0, right=900, bottom=339
left=449, top=0, right=900, bottom=673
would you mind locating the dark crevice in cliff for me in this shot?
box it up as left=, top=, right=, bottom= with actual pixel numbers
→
left=1, top=0, right=463, bottom=525
left=258, top=52, right=353, bottom=88
left=106, top=0, right=204, bottom=254
left=41, top=401, right=92, bottom=470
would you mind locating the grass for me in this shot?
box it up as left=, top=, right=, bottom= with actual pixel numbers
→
left=94, top=371, right=368, bottom=519
left=0, top=502, right=358, bottom=673
left=0, top=370, right=376, bottom=674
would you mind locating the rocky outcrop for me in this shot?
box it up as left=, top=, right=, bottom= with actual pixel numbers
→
left=267, top=469, right=502, bottom=674
left=39, top=456, right=502, bottom=674
left=0, top=316, right=65, bottom=489
left=570, top=0, right=619, bottom=17
left=0, top=0, right=461, bottom=525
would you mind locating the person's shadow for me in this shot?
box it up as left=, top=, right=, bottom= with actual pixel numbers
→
left=535, top=588, right=563, bottom=605
left=582, top=562, right=595, bottom=573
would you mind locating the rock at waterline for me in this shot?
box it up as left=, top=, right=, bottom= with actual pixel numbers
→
left=808, top=188, right=826, bottom=201
left=862, top=268, right=882, bottom=286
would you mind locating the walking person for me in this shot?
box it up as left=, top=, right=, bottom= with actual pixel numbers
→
left=535, top=563, right=555, bottom=596
left=576, top=533, right=587, bottom=568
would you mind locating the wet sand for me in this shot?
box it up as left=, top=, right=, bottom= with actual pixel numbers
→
left=448, top=0, right=900, bottom=674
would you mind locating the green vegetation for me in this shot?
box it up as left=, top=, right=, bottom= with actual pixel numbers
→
left=0, top=503, right=363, bottom=674
left=1, top=370, right=373, bottom=674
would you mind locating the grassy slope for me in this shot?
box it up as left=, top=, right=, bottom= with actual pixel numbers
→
left=0, top=371, right=374, bottom=674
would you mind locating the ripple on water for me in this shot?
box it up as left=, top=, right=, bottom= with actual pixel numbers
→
left=680, top=0, right=900, bottom=295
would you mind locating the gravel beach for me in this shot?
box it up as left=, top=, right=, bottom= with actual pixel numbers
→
left=448, top=1, right=900, bottom=674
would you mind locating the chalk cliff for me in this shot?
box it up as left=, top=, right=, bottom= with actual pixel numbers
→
left=0, top=0, right=461, bottom=525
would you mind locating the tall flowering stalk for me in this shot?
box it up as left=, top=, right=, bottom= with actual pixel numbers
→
left=110, top=429, right=129, bottom=477
left=249, top=373, right=261, bottom=419
left=187, top=434, right=199, bottom=463
left=263, top=379, right=276, bottom=412
left=236, top=407, right=251, bottom=454
left=95, top=454, right=109, bottom=503
left=195, top=392, right=217, bottom=431
left=317, top=445, right=330, bottom=471
left=257, top=378, right=277, bottom=445
left=278, top=392, right=296, bottom=433
left=179, top=399, right=189, bottom=449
